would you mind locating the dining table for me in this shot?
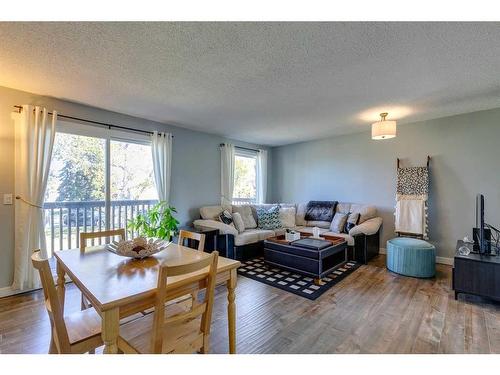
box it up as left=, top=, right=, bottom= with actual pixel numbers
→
left=53, top=243, right=241, bottom=354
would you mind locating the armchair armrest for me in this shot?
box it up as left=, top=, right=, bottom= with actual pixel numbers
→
left=193, top=219, right=238, bottom=236
left=349, top=217, right=382, bottom=237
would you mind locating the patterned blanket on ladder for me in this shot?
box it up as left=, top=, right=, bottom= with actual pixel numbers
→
left=395, top=166, right=429, bottom=239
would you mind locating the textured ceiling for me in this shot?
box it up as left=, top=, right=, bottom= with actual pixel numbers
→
left=1, top=22, right=500, bottom=146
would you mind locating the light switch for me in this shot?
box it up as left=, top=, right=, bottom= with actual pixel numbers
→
left=3, top=194, right=13, bottom=205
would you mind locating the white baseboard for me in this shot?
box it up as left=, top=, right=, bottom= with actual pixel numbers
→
left=0, top=286, right=43, bottom=298
left=0, top=286, right=19, bottom=298
left=379, top=247, right=454, bottom=266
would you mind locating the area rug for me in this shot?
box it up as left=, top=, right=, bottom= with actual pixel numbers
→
left=237, top=257, right=360, bottom=300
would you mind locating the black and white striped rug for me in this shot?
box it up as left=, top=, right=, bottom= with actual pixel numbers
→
left=237, top=257, right=360, bottom=300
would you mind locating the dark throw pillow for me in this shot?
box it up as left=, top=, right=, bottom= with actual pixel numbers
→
left=343, top=212, right=360, bottom=234
left=218, top=210, right=233, bottom=225
left=304, top=201, right=338, bottom=222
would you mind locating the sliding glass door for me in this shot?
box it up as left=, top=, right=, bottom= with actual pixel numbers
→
left=44, top=122, right=157, bottom=256
left=110, top=139, right=157, bottom=238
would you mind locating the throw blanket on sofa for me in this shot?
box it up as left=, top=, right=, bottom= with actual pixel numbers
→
left=395, top=167, right=429, bottom=239
left=304, top=201, right=338, bottom=222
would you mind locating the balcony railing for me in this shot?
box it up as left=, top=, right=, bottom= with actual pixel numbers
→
left=43, top=199, right=158, bottom=255
left=232, top=197, right=257, bottom=205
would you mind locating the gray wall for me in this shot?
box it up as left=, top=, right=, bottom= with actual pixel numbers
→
left=271, top=108, right=500, bottom=259
left=0, top=85, right=271, bottom=288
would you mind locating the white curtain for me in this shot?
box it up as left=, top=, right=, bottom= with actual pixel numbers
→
left=220, top=143, right=235, bottom=206
left=257, top=149, right=268, bottom=204
left=12, top=105, right=57, bottom=291
left=151, top=131, right=173, bottom=202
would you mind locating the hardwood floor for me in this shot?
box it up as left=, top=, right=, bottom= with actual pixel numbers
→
left=1, top=255, right=499, bottom=354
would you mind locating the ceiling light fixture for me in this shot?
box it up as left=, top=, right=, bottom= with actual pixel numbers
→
left=371, top=112, right=396, bottom=140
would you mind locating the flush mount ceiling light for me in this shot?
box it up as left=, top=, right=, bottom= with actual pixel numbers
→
left=371, top=112, right=397, bottom=140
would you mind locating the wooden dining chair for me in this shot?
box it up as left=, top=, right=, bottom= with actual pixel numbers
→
left=31, top=251, right=103, bottom=354
left=80, top=228, right=126, bottom=252
left=177, top=230, right=207, bottom=304
left=79, top=228, right=126, bottom=310
left=178, top=230, right=206, bottom=252
left=117, top=251, right=219, bottom=354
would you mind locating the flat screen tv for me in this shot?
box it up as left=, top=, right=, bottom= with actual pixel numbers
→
left=474, top=194, right=491, bottom=254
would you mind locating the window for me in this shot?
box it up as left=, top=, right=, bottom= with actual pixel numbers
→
left=44, top=121, right=157, bottom=255
left=233, top=150, right=258, bottom=205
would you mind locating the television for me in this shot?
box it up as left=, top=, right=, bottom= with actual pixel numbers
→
left=473, top=194, right=491, bottom=254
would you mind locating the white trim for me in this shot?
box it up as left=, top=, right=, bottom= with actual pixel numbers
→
left=0, top=286, right=38, bottom=298
left=379, top=247, right=454, bottom=266
left=233, top=149, right=258, bottom=203
left=57, top=119, right=151, bottom=144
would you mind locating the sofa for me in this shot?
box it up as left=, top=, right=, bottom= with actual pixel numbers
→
left=193, top=202, right=382, bottom=264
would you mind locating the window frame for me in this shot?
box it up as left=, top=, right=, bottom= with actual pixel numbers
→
left=53, top=120, right=155, bottom=231
left=233, top=148, right=259, bottom=205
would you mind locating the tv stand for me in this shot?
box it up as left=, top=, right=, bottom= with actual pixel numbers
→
left=452, top=240, right=500, bottom=302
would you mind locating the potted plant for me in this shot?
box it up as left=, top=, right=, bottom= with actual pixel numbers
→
left=127, top=201, right=179, bottom=242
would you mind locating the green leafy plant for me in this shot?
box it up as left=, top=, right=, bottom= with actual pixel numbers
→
left=127, top=201, right=179, bottom=241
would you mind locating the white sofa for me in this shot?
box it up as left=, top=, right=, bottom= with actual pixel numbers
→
left=193, top=202, right=382, bottom=263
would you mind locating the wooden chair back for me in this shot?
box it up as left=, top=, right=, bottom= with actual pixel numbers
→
left=31, top=251, right=71, bottom=353
left=178, top=230, right=206, bottom=252
left=80, top=228, right=126, bottom=252
left=150, top=251, right=219, bottom=353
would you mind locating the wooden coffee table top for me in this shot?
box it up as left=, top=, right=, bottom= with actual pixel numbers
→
left=267, top=233, right=346, bottom=247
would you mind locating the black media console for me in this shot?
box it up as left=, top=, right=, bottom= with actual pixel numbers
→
left=452, top=240, right=500, bottom=302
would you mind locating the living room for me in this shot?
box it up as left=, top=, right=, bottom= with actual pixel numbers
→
left=1, top=2, right=499, bottom=373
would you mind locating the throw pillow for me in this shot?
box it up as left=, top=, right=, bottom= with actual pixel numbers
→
left=257, top=206, right=282, bottom=230
left=295, top=203, right=307, bottom=226
left=232, top=205, right=257, bottom=229
left=218, top=210, right=233, bottom=225
left=279, top=206, right=296, bottom=228
left=343, top=212, right=360, bottom=233
left=330, top=212, right=348, bottom=233
left=232, top=212, right=245, bottom=233
left=304, top=201, right=338, bottom=222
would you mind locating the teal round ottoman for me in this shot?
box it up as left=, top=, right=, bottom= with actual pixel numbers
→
left=386, top=238, right=436, bottom=278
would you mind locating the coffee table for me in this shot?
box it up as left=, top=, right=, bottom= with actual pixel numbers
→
left=263, top=235, right=347, bottom=285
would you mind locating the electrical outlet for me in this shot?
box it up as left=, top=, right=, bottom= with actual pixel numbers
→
left=3, top=194, right=13, bottom=205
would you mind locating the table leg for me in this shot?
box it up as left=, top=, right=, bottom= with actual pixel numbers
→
left=56, top=261, right=66, bottom=313
left=314, top=278, right=325, bottom=286
left=227, top=268, right=237, bottom=354
left=102, top=308, right=120, bottom=354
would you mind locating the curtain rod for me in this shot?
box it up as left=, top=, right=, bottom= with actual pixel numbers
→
left=13, top=105, right=173, bottom=138
left=220, top=143, right=260, bottom=153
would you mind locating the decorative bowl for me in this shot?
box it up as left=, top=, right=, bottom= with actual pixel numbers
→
left=106, top=237, right=170, bottom=259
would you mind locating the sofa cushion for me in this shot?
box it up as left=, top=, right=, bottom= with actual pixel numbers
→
left=350, top=204, right=377, bottom=224
left=232, top=212, right=245, bottom=233
left=322, top=231, right=355, bottom=246
left=200, top=205, right=231, bottom=220
left=305, top=220, right=331, bottom=229
left=336, top=202, right=351, bottom=214
left=304, top=201, right=338, bottom=222
left=279, top=206, right=296, bottom=228
left=232, top=205, right=257, bottom=229
left=295, top=203, right=307, bottom=226
left=235, top=229, right=275, bottom=246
